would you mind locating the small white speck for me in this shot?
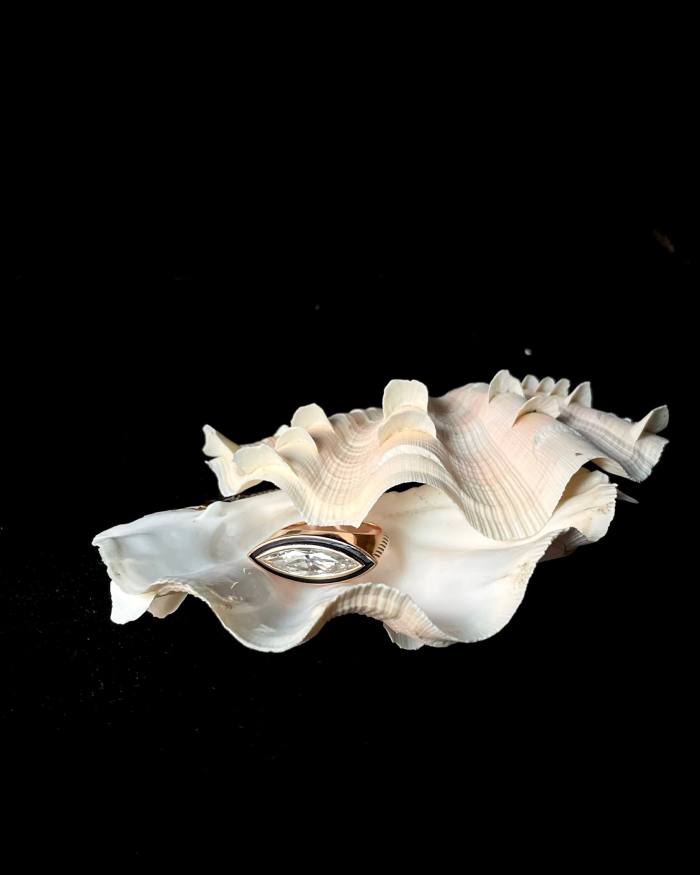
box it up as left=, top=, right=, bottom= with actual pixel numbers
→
left=524, top=348, right=532, bottom=356
left=314, top=303, right=321, bottom=311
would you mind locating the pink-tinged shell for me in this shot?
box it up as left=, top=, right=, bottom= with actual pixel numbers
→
left=93, top=371, right=668, bottom=650
left=203, top=371, right=668, bottom=541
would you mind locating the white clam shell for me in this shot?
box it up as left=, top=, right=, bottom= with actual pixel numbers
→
left=94, top=470, right=616, bottom=651
left=203, top=371, right=667, bottom=540
left=94, top=372, right=668, bottom=651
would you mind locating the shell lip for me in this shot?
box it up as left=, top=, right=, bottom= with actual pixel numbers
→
left=249, top=522, right=388, bottom=584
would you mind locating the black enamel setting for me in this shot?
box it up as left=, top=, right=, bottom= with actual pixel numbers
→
left=249, top=535, right=375, bottom=583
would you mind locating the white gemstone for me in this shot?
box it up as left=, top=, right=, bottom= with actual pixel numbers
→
left=256, top=542, right=364, bottom=581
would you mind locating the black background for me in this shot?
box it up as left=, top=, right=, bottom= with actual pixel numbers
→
left=3, top=62, right=694, bottom=805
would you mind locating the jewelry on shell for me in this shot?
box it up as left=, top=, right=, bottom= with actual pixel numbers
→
left=92, top=372, right=669, bottom=651
left=249, top=522, right=388, bottom=583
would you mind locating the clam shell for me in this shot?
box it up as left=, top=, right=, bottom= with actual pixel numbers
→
left=203, top=371, right=668, bottom=540
left=94, top=371, right=668, bottom=650
left=93, top=470, right=617, bottom=651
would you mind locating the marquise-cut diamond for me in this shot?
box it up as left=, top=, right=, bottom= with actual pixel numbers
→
left=256, top=543, right=363, bottom=581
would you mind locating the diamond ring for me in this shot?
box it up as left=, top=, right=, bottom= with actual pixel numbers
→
left=249, top=522, right=388, bottom=584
